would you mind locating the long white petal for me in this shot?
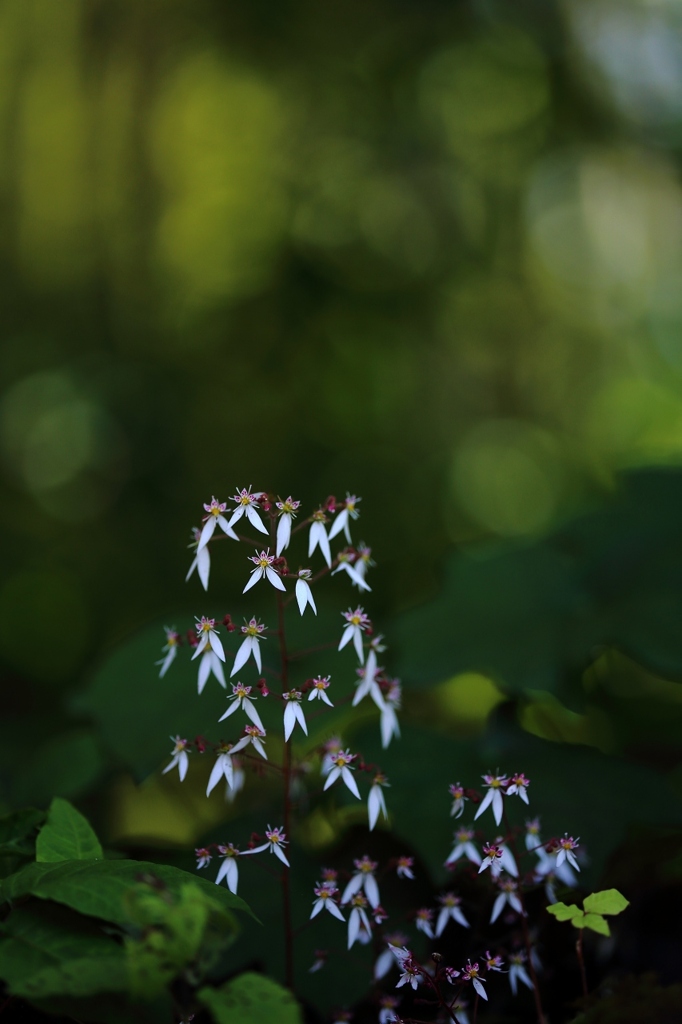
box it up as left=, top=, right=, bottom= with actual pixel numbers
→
left=209, top=630, right=225, bottom=661
left=178, top=751, right=189, bottom=781
left=229, top=735, right=250, bottom=754
left=310, top=900, right=324, bottom=919
left=272, top=843, right=290, bottom=867
left=218, top=700, right=240, bottom=723
left=227, top=507, right=244, bottom=528
left=162, top=754, right=177, bottom=776
left=226, top=859, right=239, bottom=894
left=231, top=637, right=252, bottom=676
left=347, top=908, right=360, bottom=949
left=185, top=554, right=198, bottom=583
left=198, top=517, right=216, bottom=550
left=490, top=893, right=506, bottom=923
left=341, top=874, right=364, bottom=903
left=319, top=528, right=332, bottom=568
left=374, top=949, right=394, bottom=980
left=207, top=757, right=226, bottom=796
left=243, top=699, right=265, bottom=732
left=246, top=506, right=269, bottom=535
left=198, top=654, right=212, bottom=694
left=474, top=789, right=494, bottom=821
left=323, top=766, right=341, bottom=790
left=353, top=628, right=365, bottom=664
left=283, top=703, right=296, bottom=742
left=492, top=789, right=504, bottom=826
left=197, top=547, right=211, bottom=590
left=211, top=653, right=226, bottom=687
left=328, top=509, right=347, bottom=540
left=191, top=636, right=209, bottom=661
left=276, top=515, right=291, bottom=557
left=252, top=737, right=268, bottom=760
left=158, top=648, right=176, bottom=679
left=473, top=979, right=488, bottom=1001
left=345, top=562, right=371, bottom=591
left=215, top=859, right=230, bottom=885
left=341, top=767, right=361, bottom=799
left=296, top=579, right=307, bottom=615
left=242, top=569, right=261, bottom=593
left=252, top=637, right=262, bottom=673
left=364, top=874, right=380, bottom=909
left=368, top=787, right=380, bottom=830
left=266, top=567, right=286, bottom=591
left=326, top=899, right=345, bottom=922
left=452, top=907, right=469, bottom=928
left=294, top=703, right=308, bottom=735
left=436, top=907, right=449, bottom=937
left=338, top=625, right=354, bottom=651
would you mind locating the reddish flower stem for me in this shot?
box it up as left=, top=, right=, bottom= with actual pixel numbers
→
left=277, top=589, right=295, bottom=991
left=576, top=930, right=588, bottom=999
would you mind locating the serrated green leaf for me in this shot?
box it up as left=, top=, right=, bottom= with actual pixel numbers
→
left=583, top=888, right=630, bottom=917
left=0, top=902, right=126, bottom=998
left=0, top=859, right=254, bottom=926
left=198, top=972, right=303, bottom=1024
left=36, top=798, right=103, bottom=863
left=547, top=901, right=582, bottom=921
left=579, top=912, right=611, bottom=936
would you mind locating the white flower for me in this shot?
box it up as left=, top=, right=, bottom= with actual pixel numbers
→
left=352, top=650, right=385, bottom=709
left=525, top=817, right=542, bottom=851
left=389, top=946, right=422, bottom=991
left=448, top=782, right=468, bottom=819
left=283, top=690, right=308, bottom=741
left=192, top=616, right=226, bottom=661
left=555, top=834, right=580, bottom=871
left=163, top=736, right=189, bottom=781
left=331, top=550, right=371, bottom=591
left=227, top=487, right=269, bottom=535
left=374, top=934, right=408, bottom=979
left=320, top=736, right=343, bottom=775
left=308, top=508, right=332, bottom=567
left=328, top=494, right=361, bottom=544
left=338, top=606, right=370, bottom=663
left=323, top=749, right=361, bottom=799
left=243, top=549, right=286, bottom=593
left=508, top=952, right=533, bottom=996
left=368, top=773, right=389, bottom=831
left=378, top=996, right=400, bottom=1024
left=249, top=825, right=290, bottom=866
left=436, top=892, right=469, bottom=935
left=462, top=961, right=487, bottom=1001
left=346, top=892, right=372, bottom=948
left=490, top=875, right=523, bottom=923
left=275, top=496, right=300, bottom=555
left=295, top=569, right=317, bottom=615
left=414, top=908, right=434, bottom=938
left=506, top=772, right=530, bottom=804
left=231, top=724, right=268, bottom=760
left=380, top=681, right=401, bottom=749
left=206, top=745, right=235, bottom=796
left=446, top=827, right=481, bottom=867
left=231, top=617, right=266, bottom=676
left=396, top=856, right=414, bottom=879
left=156, top=627, right=180, bottom=678
left=310, top=881, right=345, bottom=921
left=534, top=848, right=578, bottom=891
left=308, top=674, right=333, bottom=706
left=197, top=497, right=239, bottom=550
left=215, top=843, right=241, bottom=893
left=342, top=855, right=380, bottom=909
left=474, top=773, right=509, bottom=827
left=185, top=527, right=211, bottom=590
left=195, top=846, right=212, bottom=870
left=353, top=542, right=374, bottom=587
left=196, top=645, right=226, bottom=694
left=478, top=842, right=505, bottom=878
left=219, top=682, right=264, bottom=731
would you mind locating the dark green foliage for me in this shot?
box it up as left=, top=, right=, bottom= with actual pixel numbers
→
left=198, top=972, right=304, bottom=1024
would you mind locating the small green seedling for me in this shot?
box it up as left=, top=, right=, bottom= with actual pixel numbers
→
left=547, top=888, right=629, bottom=937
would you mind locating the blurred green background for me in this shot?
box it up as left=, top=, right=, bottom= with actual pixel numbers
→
left=1, top=0, right=682, bottom=1011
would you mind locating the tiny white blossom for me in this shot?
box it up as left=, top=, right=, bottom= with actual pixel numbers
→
left=380, top=680, right=401, bottom=749
left=342, top=855, right=380, bottom=909
left=195, top=846, right=212, bottom=870
left=215, top=843, right=241, bottom=894
left=308, top=675, right=333, bottom=706
left=396, top=856, right=414, bottom=879
left=198, top=497, right=239, bottom=550
left=331, top=550, right=371, bottom=591
left=508, top=952, right=533, bottom=996
left=323, top=749, right=361, bottom=799
left=390, top=946, right=422, bottom=991
left=227, top=487, right=269, bottom=535
left=295, top=569, right=317, bottom=615
left=192, top=616, right=226, bottom=661
left=328, top=494, right=361, bottom=544
left=186, top=527, right=211, bottom=590
left=446, top=826, right=481, bottom=867
left=555, top=834, right=580, bottom=871
left=219, top=682, right=264, bottom=731
left=243, top=548, right=286, bottom=593
left=309, top=509, right=332, bottom=567
left=436, top=892, right=470, bottom=935
left=414, top=908, right=434, bottom=938
left=368, top=773, right=389, bottom=831
left=474, top=773, right=509, bottom=827
left=275, top=496, right=301, bottom=556
left=163, top=736, right=189, bottom=781
left=490, top=875, right=523, bottom=923
left=448, top=782, right=468, bottom=819
left=231, top=724, right=268, bottom=760
left=353, top=542, right=374, bottom=588
left=231, top=617, right=266, bottom=676
left=506, top=772, right=530, bottom=804
left=525, top=817, right=542, bottom=851
left=346, top=892, right=372, bottom=948
left=310, top=881, right=345, bottom=921
left=352, top=650, right=385, bottom=709
left=196, top=645, right=226, bottom=694
left=338, top=606, right=370, bottom=663
left=250, top=825, right=290, bottom=866
left=478, top=842, right=505, bottom=878
left=156, top=627, right=180, bottom=678
left=283, top=690, right=308, bottom=741
left=462, top=961, right=487, bottom=1001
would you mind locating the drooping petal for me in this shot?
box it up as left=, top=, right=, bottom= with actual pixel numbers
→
left=294, top=702, right=308, bottom=735
left=178, top=751, right=189, bottom=781
left=198, top=653, right=212, bottom=694
left=246, top=505, right=269, bottom=535
left=210, top=652, right=226, bottom=687
left=310, top=899, right=324, bottom=920
left=272, top=843, right=290, bottom=867
left=251, top=636, right=262, bottom=673
left=341, top=766, right=361, bottom=799
left=265, top=566, right=286, bottom=591
left=207, top=756, right=227, bottom=796
left=198, top=517, right=217, bottom=550
left=243, top=699, right=265, bottom=732
left=364, top=874, right=380, bottom=909
left=216, top=514, right=239, bottom=541
left=185, top=553, right=199, bottom=583
left=218, top=699, right=241, bottom=723
left=325, top=899, right=345, bottom=922
left=338, top=624, right=354, bottom=651
left=242, top=569, right=261, bottom=594
left=197, top=546, right=211, bottom=590
left=436, top=907, right=449, bottom=937
left=474, top=789, right=494, bottom=821
left=276, top=514, right=291, bottom=557
left=191, top=636, right=209, bottom=660
left=283, top=702, right=296, bottom=742
left=347, top=907, right=361, bottom=949
left=209, top=630, right=226, bottom=661
left=328, top=509, right=347, bottom=541
left=352, top=627, right=365, bottom=664
left=231, top=637, right=252, bottom=676
left=341, top=873, right=364, bottom=903
left=343, top=562, right=371, bottom=592
left=368, top=787, right=381, bottom=830
left=452, top=907, right=470, bottom=928
left=472, top=979, right=488, bottom=1001
left=252, top=737, right=268, bottom=760
left=323, top=766, right=341, bottom=790
left=490, top=893, right=506, bottom=923
left=225, top=859, right=239, bottom=894
left=492, top=789, right=504, bottom=826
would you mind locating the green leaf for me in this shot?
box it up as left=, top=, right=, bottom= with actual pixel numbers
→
left=0, top=902, right=126, bottom=998
left=583, top=888, right=630, bottom=916
left=36, top=798, right=103, bottom=863
left=0, top=859, right=254, bottom=926
left=198, top=972, right=303, bottom=1024
left=547, top=901, right=582, bottom=922
left=0, top=808, right=45, bottom=858
left=579, top=912, right=611, bottom=936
